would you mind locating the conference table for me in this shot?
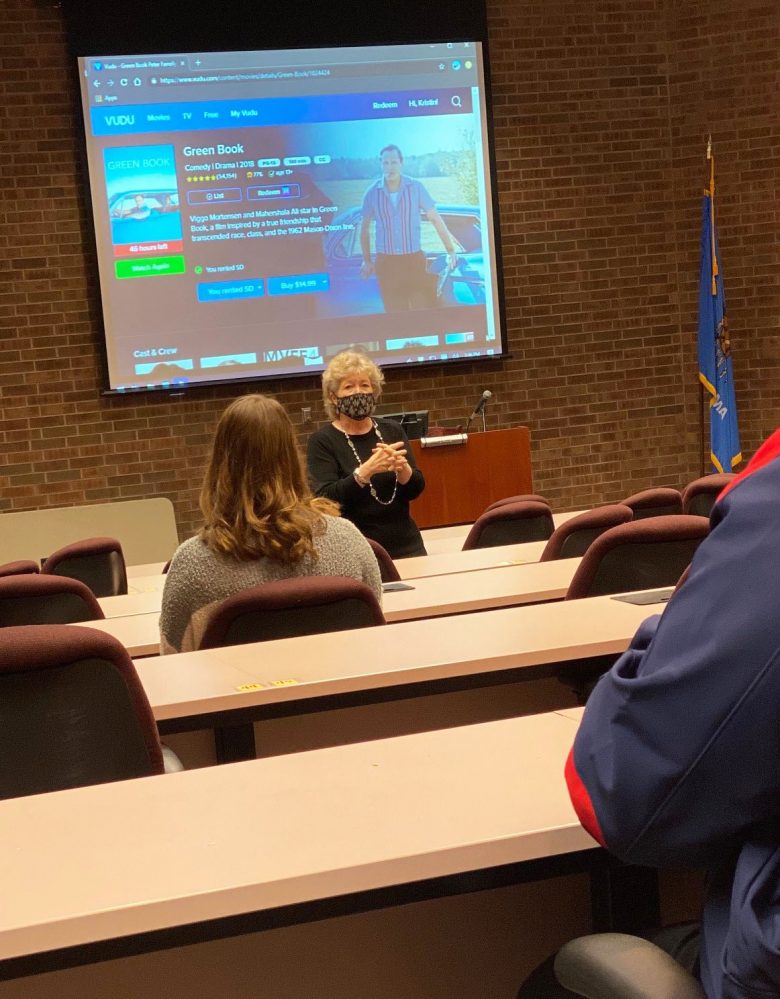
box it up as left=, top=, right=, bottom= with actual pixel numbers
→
left=420, top=509, right=585, bottom=556
left=123, top=511, right=581, bottom=580
left=123, top=512, right=582, bottom=579
left=0, top=708, right=633, bottom=981
left=126, top=540, right=551, bottom=590
left=399, top=539, right=550, bottom=577
left=126, top=561, right=167, bottom=579
left=98, top=592, right=670, bottom=763
left=101, top=556, right=583, bottom=635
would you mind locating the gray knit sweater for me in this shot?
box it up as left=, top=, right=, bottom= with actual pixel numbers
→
left=159, top=515, right=383, bottom=654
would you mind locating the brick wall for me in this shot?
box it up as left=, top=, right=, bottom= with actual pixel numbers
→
left=665, top=0, right=780, bottom=452
left=1, top=0, right=777, bottom=543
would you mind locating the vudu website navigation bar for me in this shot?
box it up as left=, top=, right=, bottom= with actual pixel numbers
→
left=90, top=90, right=474, bottom=137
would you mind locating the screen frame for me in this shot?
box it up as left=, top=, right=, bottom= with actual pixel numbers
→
left=63, top=2, right=507, bottom=398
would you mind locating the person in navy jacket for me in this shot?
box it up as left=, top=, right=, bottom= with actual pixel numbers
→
left=567, top=430, right=780, bottom=999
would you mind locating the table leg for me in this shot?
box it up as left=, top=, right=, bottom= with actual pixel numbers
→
left=590, top=863, right=661, bottom=933
left=214, top=723, right=256, bottom=763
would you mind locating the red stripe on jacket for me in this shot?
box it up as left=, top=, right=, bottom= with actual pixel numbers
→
left=718, top=428, right=780, bottom=502
left=564, top=748, right=606, bottom=846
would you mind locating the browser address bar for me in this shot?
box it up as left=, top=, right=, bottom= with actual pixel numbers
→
left=157, top=69, right=333, bottom=86
left=156, top=60, right=448, bottom=87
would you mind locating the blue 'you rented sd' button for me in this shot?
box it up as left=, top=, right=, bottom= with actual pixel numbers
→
left=197, top=279, right=265, bottom=302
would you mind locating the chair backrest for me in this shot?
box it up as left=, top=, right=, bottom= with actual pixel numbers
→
left=366, top=538, right=401, bottom=582
left=41, top=536, right=128, bottom=597
left=565, top=515, right=710, bottom=599
left=0, top=560, right=39, bottom=578
left=198, top=575, right=386, bottom=650
left=539, top=504, right=634, bottom=561
left=682, top=473, right=736, bottom=517
left=0, top=574, right=104, bottom=627
left=0, top=624, right=164, bottom=799
left=619, top=487, right=683, bottom=520
left=482, top=494, right=549, bottom=515
left=462, top=500, right=554, bottom=551
left=674, top=563, right=692, bottom=591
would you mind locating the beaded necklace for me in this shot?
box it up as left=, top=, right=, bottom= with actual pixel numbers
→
left=338, top=420, right=398, bottom=506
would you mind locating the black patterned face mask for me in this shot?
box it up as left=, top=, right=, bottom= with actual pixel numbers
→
left=336, top=392, right=376, bottom=420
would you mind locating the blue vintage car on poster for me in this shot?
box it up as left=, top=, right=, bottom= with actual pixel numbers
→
left=109, top=190, right=182, bottom=246
left=321, top=204, right=486, bottom=316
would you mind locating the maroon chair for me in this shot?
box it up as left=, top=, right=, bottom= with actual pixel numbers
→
left=198, top=576, right=386, bottom=650
left=674, top=563, right=692, bottom=591
left=619, top=488, right=683, bottom=520
left=682, top=473, right=736, bottom=517
left=565, top=515, right=710, bottom=600
left=462, top=500, right=554, bottom=551
left=0, top=624, right=165, bottom=799
left=42, top=536, right=128, bottom=598
left=539, top=504, right=634, bottom=562
left=0, top=560, right=39, bottom=577
left=0, top=574, right=104, bottom=627
left=482, top=494, right=550, bottom=515
left=366, top=538, right=401, bottom=583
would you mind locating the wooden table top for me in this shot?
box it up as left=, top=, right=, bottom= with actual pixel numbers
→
left=98, top=593, right=667, bottom=722
left=0, top=710, right=592, bottom=964
left=420, top=510, right=584, bottom=556
left=104, top=556, right=582, bottom=624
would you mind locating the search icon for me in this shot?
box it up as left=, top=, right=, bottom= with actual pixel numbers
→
left=451, top=95, right=462, bottom=108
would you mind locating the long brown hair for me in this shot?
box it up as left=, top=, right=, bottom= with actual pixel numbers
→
left=200, top=394, right=338, bottom=562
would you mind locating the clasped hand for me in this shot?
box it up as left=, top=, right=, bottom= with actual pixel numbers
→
left=361, top=441, right=407, bottom=477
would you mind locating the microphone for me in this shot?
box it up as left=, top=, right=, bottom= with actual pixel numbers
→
left=464, top=390, right=492, bottom=431
left=470, top=389, right=492, bottom=419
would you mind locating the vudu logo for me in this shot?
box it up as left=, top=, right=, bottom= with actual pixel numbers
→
left=104, top=114, right=135, bottom=126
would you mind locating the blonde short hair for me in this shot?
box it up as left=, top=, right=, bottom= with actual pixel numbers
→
left=321, top=349, right=385, bottom=419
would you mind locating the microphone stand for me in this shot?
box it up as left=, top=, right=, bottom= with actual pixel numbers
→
left=464, top=393, right=491, bottom=433
left=468, top=403, right=489, bottom=433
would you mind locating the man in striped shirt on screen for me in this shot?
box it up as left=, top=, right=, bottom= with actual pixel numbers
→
left=359, top=144, right=458, bottom=311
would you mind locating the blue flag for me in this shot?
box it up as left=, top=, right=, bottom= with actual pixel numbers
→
left=698, top=147, right=741, bottom=472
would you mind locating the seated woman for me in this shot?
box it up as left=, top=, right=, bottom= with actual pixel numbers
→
left=306, top=349, right=426, bottom=559
left=160, top=394, right=382, bottom=654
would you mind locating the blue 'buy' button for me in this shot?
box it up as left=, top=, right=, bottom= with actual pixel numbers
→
left=267, top=272, right=330, bottom=296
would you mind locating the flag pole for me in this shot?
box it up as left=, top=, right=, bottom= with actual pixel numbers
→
left=699, top=136, right=712, bottom=475
left=699, top=380, right=706, bottom=476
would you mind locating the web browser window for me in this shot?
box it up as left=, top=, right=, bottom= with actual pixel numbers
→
left=76, top=42, right=504, bottom=393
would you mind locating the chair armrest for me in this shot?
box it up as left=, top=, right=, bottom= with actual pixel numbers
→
left=554, top=934, right=706, bottom=999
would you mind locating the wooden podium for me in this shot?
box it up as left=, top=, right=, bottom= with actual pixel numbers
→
left=408, top=427, right=532, bottom=529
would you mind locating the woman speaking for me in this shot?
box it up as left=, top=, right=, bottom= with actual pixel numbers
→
left=307, top=350, right=427, bottom=559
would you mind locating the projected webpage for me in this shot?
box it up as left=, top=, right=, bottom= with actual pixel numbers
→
left=77, top=43, right=503, bottom=392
